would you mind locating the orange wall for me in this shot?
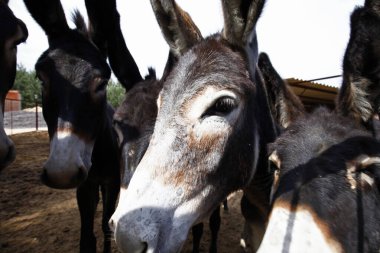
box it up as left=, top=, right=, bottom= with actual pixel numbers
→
left=5, top=90, right=21, bottom=112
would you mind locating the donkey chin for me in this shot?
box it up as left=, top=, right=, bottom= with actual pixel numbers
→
left=41, top=132, right=94, bottom=189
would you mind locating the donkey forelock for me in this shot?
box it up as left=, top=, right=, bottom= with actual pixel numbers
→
left=71, top=10, right=89, bottom=38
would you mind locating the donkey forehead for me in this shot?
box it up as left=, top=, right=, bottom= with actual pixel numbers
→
left=275, top=137, right=380, bottom=201
left=161, top=37, right=252, bottom=105
left=272, top=109, right=372, bottom=170
left=37, top=35, right=110, bottom=79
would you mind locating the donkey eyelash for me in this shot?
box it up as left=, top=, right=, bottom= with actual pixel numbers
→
left=202, top=96, right=237, bottom=118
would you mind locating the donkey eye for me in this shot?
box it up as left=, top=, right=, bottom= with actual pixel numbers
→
left=203, top=96, right=237, bottom=117
left=94, top=77, right=108, bottom=93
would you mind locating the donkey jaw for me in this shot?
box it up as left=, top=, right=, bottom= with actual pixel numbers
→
left=42, top=131, right=94, bottom=189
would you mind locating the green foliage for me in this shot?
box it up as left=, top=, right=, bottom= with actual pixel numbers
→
left=107, top=80, right=125, bottom=108
left=13, top=64, right=41, bottom=109
left=12, top=65, right=126, bottom=109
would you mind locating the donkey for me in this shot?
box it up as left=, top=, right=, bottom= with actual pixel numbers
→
left=84, top=0, right=226, bottom=251
left=23, top=0, right=119, bottom=252
left=256, top=1, right=380, bottom=248
left=110, top=0, right=278, bottom=252
left=0, top=0, right=28, bottom=171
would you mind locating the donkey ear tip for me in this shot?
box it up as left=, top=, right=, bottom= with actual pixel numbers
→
left=258, top=52, right=270, bottom=67
left=258, top=52, right=268, bottom=59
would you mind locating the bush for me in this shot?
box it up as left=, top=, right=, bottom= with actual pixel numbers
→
left=107, top=80, right=125, bottom=108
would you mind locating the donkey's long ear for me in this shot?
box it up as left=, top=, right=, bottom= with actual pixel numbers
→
left=24, top=0, right=69, bottom=41
left=258, top=53, right=305, bottom=128
left=336, top=3, right=380, bottom=129
left=150, top=0, right=203, bottom=58
left=221, top=0, right=265, bottom=47
left=85, top=0, right=142, bottom=91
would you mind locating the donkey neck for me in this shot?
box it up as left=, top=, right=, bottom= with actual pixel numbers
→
left=243, top=73, right=277, bottom=213
left=92, top=103, right=119, bottom=163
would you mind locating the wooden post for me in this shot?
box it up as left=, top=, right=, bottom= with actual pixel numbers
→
left=35, top=95, right=38, bottom=131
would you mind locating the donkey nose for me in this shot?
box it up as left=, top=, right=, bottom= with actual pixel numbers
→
left=114, top=223, right=149, bottom=253
left=41, top=165, right=88, bottom=189
left=112, top=211, right=159, bottom=253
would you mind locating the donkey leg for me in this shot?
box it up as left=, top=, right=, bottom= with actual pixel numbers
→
left=240, top=194, right=267, bottom=253
left=209, top=206, right=221, bottom=253
left=192, top=222, right=204, bottom=253
left=101, top=182, right=120, bottom=253
left=77, top=180, right=100, bottom=253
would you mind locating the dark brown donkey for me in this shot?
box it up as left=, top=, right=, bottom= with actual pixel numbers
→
left=23, top=0, right=119, bottom=252
left=257, top=0, right=380, bottom=248
left=110, top=0, right=277, bottom=252
left=0, top=0, right=28, bottom=171
left=84, top=0, right=226, bottom=251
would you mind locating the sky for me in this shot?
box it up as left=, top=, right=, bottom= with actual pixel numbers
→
left=9, top=0, right=365, bottom=88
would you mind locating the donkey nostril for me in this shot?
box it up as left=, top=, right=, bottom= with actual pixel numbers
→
left=142, top=242, right=148, bottom=253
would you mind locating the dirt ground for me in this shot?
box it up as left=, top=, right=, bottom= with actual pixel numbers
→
left=0, top=131, right=245, bottom=253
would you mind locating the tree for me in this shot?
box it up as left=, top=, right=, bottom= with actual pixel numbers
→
left=13, top=65, right=41, bottom=109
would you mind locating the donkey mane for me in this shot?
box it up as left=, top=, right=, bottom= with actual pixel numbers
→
left=145, top=67, right=157, bottom=80
left=71, top=10, right=88, bottom=38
